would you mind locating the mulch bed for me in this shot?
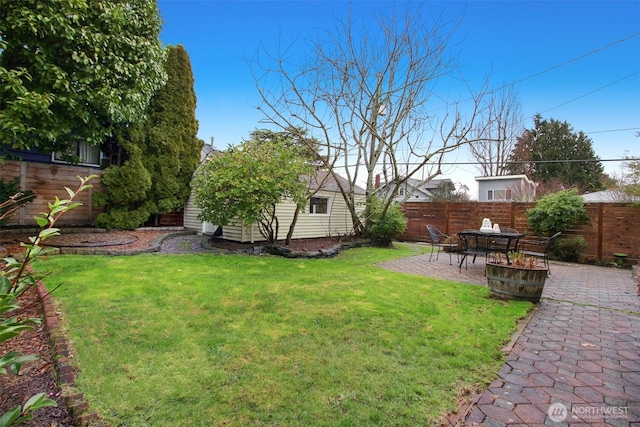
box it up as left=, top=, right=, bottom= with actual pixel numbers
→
left=0, top=287, right=73, bottom=427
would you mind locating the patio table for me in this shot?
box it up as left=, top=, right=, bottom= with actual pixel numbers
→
left=457, top=229, right=524, bottom=271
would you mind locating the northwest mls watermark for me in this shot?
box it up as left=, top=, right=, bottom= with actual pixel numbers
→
left=548, top=402, right=630, bottom=422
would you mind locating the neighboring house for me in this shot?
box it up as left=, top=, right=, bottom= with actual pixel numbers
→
left=375, top=176, right=454, bottom=203
left=581, top=190, right=639, bottom=203
left=475, top=175, right=536, bottom=202
left=184, top=168, right=366, bottom=242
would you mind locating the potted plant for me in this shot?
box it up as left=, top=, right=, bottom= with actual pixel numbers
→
left=485, top=252, right=548, bottom=303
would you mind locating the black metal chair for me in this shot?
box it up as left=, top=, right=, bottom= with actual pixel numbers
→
left=457, top=230, right=492, bottom=271
left=426, top=225, right=458, bottom=265
left=489, top=227, right=520, bottom=256
left=517, top=232, right=562, bottom=275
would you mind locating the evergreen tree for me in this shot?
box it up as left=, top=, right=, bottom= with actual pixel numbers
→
left=96, top=45, right=203, bottom=229
left=141, top=45, right=203, bottom=225
left=508, top=114, right=605, bottom=194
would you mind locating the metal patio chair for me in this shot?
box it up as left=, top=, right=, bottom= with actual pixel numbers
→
left=426, top=225, right=458, bottom=265
left=517, top=232, right=562, bottom=275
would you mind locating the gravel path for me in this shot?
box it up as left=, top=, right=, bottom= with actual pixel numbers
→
left=158, top=233, right=211, bottom=254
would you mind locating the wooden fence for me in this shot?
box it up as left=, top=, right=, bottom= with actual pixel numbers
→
left=399, top=201, right=640, bottom=265
left=1, top=160, right=104, bottom=227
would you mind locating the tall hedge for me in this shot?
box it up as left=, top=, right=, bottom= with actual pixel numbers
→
left=97, top=45, right=203, bottom=229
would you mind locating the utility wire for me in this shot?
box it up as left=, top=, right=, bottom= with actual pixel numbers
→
left=540, top=71, right=640, bottom=114
left=489, top=32, right=640, bottom=94
left=585, top=127, right=640, bottom=134
left=331, top=158, right=639, bottom=169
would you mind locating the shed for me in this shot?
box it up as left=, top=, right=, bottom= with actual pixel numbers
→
left=184, top=170, right=366, bottom=242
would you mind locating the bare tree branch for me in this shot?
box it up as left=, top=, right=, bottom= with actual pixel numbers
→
left=469, top=86, right=523, bottom=176
left=250, top=3, right=496, bottom=234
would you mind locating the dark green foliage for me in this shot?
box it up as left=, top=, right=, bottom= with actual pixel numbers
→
left=95, top=206, right=151, bottom=230
left=141, top=45, right=203, bottom=220
left=0, top=0, right=166, bottom=151
left=549, top=237, right=588, bottom=263
left=97, top=45, right=203, bottom=229
left=365, top=197, right=407, bottom=247
left=526, top=189, right=590, bottom=237
left=508, top=114, right=606, bottom=194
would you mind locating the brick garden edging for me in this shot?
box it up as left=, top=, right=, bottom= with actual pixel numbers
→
left=37, top=282, right=107, bottom=427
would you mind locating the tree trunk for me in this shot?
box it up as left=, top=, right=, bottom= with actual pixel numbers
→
left=286, top=205, right=301, bottom=245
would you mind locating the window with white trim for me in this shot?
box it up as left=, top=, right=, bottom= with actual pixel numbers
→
left=309, top=197, right=329, bottom=215
left=487, top=189, right=512, bottom=201
left=53, top=141, right=101, bottom=166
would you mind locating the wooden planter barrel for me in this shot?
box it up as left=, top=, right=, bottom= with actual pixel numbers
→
left=485, top=263, right=548, bottom=303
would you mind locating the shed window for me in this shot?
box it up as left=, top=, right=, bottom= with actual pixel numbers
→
left=309, top=197, right=329, bottom=215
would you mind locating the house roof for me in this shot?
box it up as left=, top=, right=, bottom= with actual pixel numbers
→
left=379, top=177, right=452, bottom=191
left=581, top=190, right=639, bottom=203
left=475, top=174, right=534, bottom=185
left=305, top=170, right=366, bottom=195
left=406, top=177, right=451, bottom=190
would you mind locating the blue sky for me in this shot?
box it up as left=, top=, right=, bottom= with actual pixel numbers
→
left=158, top=0, right=639, bottom=197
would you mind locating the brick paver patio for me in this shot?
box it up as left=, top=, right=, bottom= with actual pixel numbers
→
left=378, top=246, right=640, bottom=426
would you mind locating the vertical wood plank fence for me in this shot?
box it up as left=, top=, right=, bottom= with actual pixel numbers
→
left=1, top=160, right=104, bottom=227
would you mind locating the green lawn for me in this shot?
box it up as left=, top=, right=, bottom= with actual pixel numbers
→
left=37, top=244, right=531, bottom=426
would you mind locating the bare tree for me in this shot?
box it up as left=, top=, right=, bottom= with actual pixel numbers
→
left=468, top=86, right=523, bottom=177
left=250, top=4, right=494, bottom=235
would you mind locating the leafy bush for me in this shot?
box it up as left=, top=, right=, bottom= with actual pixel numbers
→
left=526, top=189, right=589, bottom=236
left=365, top=198, right=407, bottom=247
left=549, top=237, right=588, bottom=263
left=95, top=154, right=153, bottom=229
left=95, top=206, right=150, bottom=230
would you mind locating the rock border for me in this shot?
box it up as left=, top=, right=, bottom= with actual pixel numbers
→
left=54, top=230, right=193, bottom=256
left=202, top=237, right=372, bottom=258
left=37, top=282, right=107, bottom=427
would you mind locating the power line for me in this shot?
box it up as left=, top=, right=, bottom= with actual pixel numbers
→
left=585, top=127, right=640, bottom=134
left=437, top=158, right=638, bottom=167
left=332, top=158, right=638, bottom=169
left=490, top=32, right=640, bottom=94
left=540, top=71, right=640, bottom=114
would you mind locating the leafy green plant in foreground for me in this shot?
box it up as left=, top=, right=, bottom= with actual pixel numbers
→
left=0, top=175, right=95, bottom=426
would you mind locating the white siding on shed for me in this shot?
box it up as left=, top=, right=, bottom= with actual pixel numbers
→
left=221, top=190, right=364, bottom=242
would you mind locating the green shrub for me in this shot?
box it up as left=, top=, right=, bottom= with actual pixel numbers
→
left=550, top=237, right=588, bottom=263
left=526, top=189, right=589, bottom=236
left=366, top=198, right=407, bottom=247
left=95, top=206, right=150, bottom=230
